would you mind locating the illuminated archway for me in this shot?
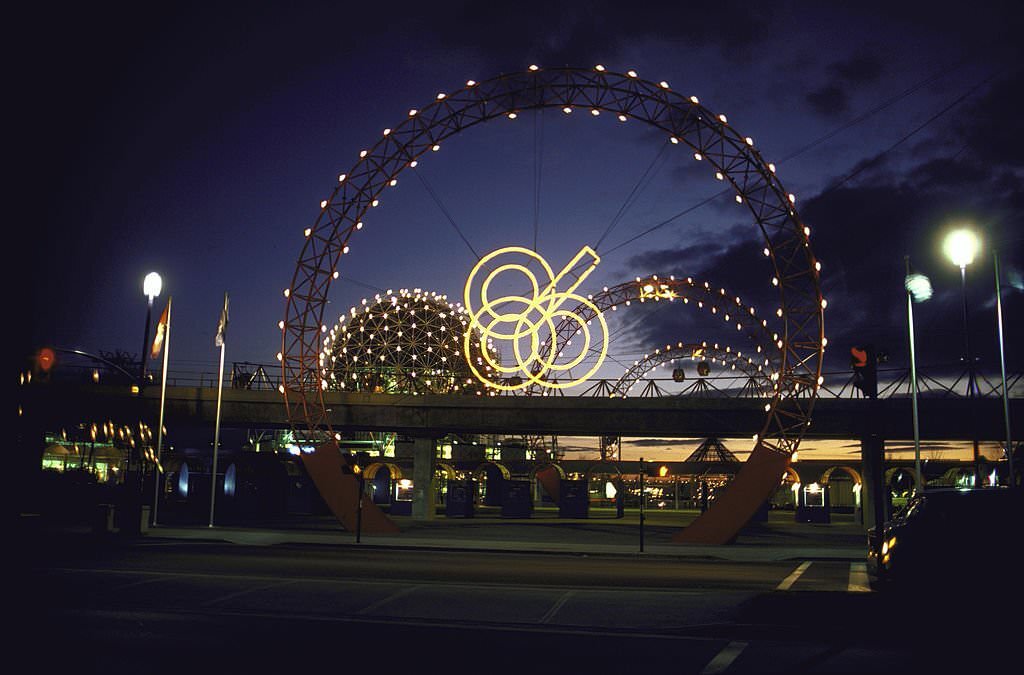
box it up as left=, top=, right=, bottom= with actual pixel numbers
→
left=772, top=464, right=803, bottom=509
left=363, top=461, right=403, bottom=480
left=820, top=465, right=863, bottom=486
left=436, top=461, right=458, bottom=480
left=531, top=461, right=566, bottom=503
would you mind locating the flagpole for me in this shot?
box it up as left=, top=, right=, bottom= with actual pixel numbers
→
left=152, top=296, right=172, bottom=527
left=905, top=258, right=923, bottom=494
left=209, top=292, right=228, bottom=528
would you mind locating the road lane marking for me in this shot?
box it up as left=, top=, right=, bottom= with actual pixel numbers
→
left=538, top=589, right=575, bottom=624
left=848, top=562, right=871, bottom=593
left=200, top=579, right=297, bottom=607
left=701, top=641, right=748, bottom=674
left=776, top=561, right=811, bottom=591
left=355, top=585, right=423, bottom=615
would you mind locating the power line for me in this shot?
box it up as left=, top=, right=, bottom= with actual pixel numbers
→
left=826, top=70, right=1001, bottom=192
left=595, top=141, right=670, bottom=251
left=415, top=170, right=480, bottom=260
left=533, top=109, right=544, bottom=251
left=603, top=61, right=990, bottom=257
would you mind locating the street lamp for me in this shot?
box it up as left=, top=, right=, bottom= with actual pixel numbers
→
left=943, top=228, right=981, bottom=486
left=140, top=271, right=163, bottom=387
left=942, top=228, right=980, bottom=397
left=993, top=251, right=1015, bottom=488
left=904, top=257, right=932, bottom=494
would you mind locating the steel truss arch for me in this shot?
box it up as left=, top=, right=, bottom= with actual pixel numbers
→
left=613, top=340, right=772, bottom=398
left=526, top=274, right=779, bottom=394
left=281, top=66, right=825, bottom=544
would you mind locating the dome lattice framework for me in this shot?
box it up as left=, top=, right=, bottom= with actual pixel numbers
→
left=322, top=289, right=496, bottom=395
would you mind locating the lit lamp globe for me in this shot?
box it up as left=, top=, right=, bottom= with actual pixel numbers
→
left=143, top=272, right=163, bottom=302
left=943, top=228, right=980, bottom=270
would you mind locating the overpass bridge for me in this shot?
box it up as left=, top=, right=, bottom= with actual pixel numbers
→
left=19, top=379, right=1021, bottom=537
left=22, top=382, right=1023, bottom=441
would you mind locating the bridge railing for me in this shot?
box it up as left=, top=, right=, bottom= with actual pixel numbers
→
left=35, top=357, right=1022, bottom=399
left=158, top=362, right=1024, bottom=398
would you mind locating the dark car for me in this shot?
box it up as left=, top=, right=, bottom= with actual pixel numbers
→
left=867, top=487, right=1023, bottom=589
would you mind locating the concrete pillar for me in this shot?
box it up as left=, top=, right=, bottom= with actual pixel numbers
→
left=411, top=437, right=437, bottom=520
left=860, top=434, right=887, bottom=531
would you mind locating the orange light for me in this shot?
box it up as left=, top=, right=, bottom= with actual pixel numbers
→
left=37, top=347, right=56, bottom=372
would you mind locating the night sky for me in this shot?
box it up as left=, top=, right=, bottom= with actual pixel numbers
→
left=16, top=1, right=1024, bottom=394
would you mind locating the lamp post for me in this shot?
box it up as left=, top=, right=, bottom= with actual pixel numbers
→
left=994, top=251, right=1015, bottom=488
left=942, top=229, right=980, bottom=397
left=140, top=272, right=163, bottom=388
left=942, top=228, right=981, bottom=483
left=904, top=257, right=932, bottom=494
left=639, top=457, right=645, bottom=553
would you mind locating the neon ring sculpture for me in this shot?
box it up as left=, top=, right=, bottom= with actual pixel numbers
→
left=463, top=245, right=608, bottom=391
left=281, top=66, right=825, bottom=544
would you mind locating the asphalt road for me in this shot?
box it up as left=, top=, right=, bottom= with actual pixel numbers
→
left=18, top=532, right=1013, bottom=674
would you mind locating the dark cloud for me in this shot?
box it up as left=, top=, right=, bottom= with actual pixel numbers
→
left=953, top=68, right=1024, bottom=169
left=910, top=157, right=990, bottom=190
left=620, top=230, right=784, bottom=358
left=805, top=84, right=850, bottom=117
left=804, top=54, right=883, bottom=118
left=827, top=54, right=884, bottom=85
left=620, top=115, right=1024, bottom=376
left=428, top=0, right=777, bottom=68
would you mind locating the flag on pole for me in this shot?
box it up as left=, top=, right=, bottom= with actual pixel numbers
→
left=150, top=298, right=171, bottom=360
left=215, top=292, right=229, bottom=347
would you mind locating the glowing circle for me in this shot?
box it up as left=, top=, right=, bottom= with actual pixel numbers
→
left=464, top=246, right=609, bottom=391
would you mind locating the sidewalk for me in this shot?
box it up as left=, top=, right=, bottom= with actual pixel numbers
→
left=132, top=508, right=867, bottom=562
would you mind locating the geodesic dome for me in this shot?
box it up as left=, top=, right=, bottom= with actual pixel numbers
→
left=321, top=288, right=497, bottom=394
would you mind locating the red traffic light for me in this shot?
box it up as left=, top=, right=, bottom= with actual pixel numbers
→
left=37, top=347, right=56, bottom=373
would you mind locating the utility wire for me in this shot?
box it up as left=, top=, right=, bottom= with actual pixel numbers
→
left=603, top=61, right=991, bottom=258
left=415, top=171, right=480, bottom=260
left=337, top=275, right=387, bottom=294
left=594, top=141, right=670, bottom=251
left=533, top=109, right=544, bottom=251
left=826, top=70, right=1001, bottom=192
left=776, top=57, right=968, bottom=164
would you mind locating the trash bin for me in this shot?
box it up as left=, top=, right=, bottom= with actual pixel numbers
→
left=795, top=483, right=831, bottom=523
left=140, top=505, right=151, bottom=533
left=446, top=481, right=475, bottom=518
left=501, top=480, right=533, bottom=518
left=93, top=504, right=115, bottom=534
left=559, top=480, right=589, bottom=518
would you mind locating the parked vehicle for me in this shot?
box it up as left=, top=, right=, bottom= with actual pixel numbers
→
left=867, top=487, right=1023, bottom=589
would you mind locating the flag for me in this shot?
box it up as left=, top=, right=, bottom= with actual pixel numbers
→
left=150, top=298, right=171, bottom=360
left=215, top=292, right=230, bottom=347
